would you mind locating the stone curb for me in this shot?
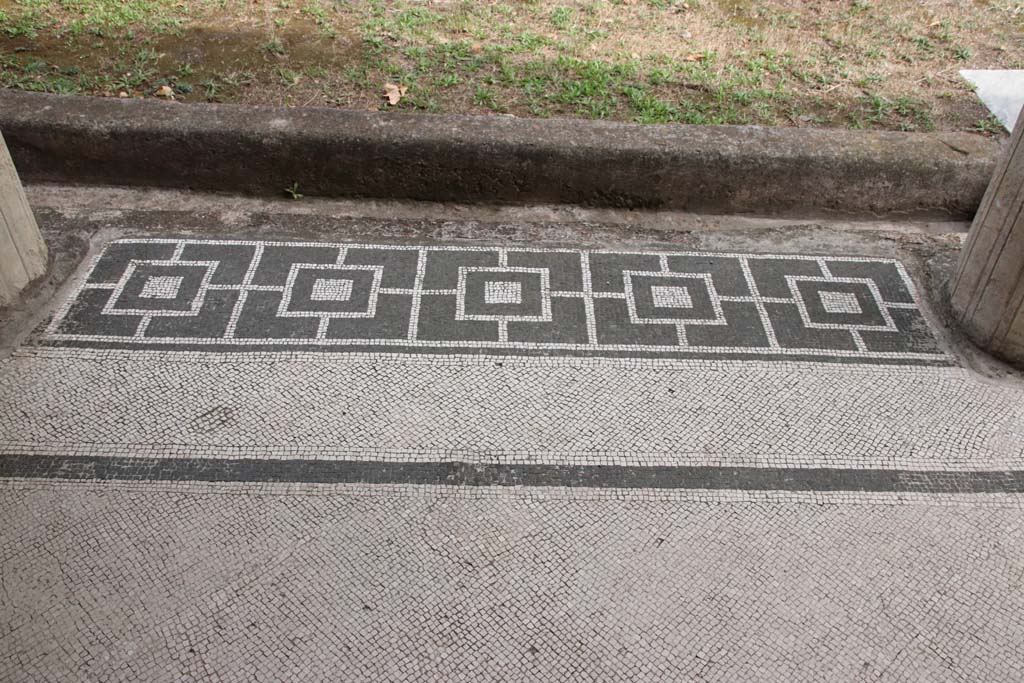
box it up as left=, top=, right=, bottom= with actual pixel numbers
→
left=0, top=90, right=1001, bottom=217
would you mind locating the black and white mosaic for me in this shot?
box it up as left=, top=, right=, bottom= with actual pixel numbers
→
left=8, top=228, right=1024, bottom=683
left=5, top=483, right=1024, bottom=681
left=43, top=239, right=948, bottom=364
left=4, top=453, right=1024, bottom=495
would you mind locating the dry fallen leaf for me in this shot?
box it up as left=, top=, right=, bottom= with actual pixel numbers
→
left=683, top=51, right=705, bottom=62
left=117, top=91, right=129, bottom=98
left=154, top=85, right=174, bottom=98
left=383, top=82, right=407, bottom=105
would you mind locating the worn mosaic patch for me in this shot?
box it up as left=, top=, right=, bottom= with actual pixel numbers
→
left=43, top=239, right=948, bottom=364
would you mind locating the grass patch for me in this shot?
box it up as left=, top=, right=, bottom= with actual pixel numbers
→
left=0, top=0, right=1020, bottom=132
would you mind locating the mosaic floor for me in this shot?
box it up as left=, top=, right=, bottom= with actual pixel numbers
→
left=46, top=239, right=945, bottom=362
left=3, top=236, right=1024, bottom=681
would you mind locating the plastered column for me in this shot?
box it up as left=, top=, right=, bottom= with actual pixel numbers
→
left=0, top=130, right=47, bottom=306
left=949, top=106, right=1024, bottom=367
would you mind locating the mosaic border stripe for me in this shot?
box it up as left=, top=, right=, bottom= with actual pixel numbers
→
left=2, top=455, right=1023, bottom=494
left=41, top=239, right=950, bottom=365
left=39, top=339, right=954, bottom=366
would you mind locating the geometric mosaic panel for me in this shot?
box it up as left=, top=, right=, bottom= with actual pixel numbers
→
left=43, top=239, right=950, bottom=365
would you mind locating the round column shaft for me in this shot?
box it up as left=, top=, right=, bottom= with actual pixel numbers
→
left=949, top=106, right=1024, bottom=367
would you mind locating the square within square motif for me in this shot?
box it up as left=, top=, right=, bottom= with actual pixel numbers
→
left=311, top=278, right=354, bottom=302
left=139, top=276, right=184, bottom=299
left=819, top=290, right=861, bottom=314
left=485, top=281, right=522, bottom=305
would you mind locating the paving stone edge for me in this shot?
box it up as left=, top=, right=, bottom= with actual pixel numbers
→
left=0, top=90, right=1001, bottom=218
